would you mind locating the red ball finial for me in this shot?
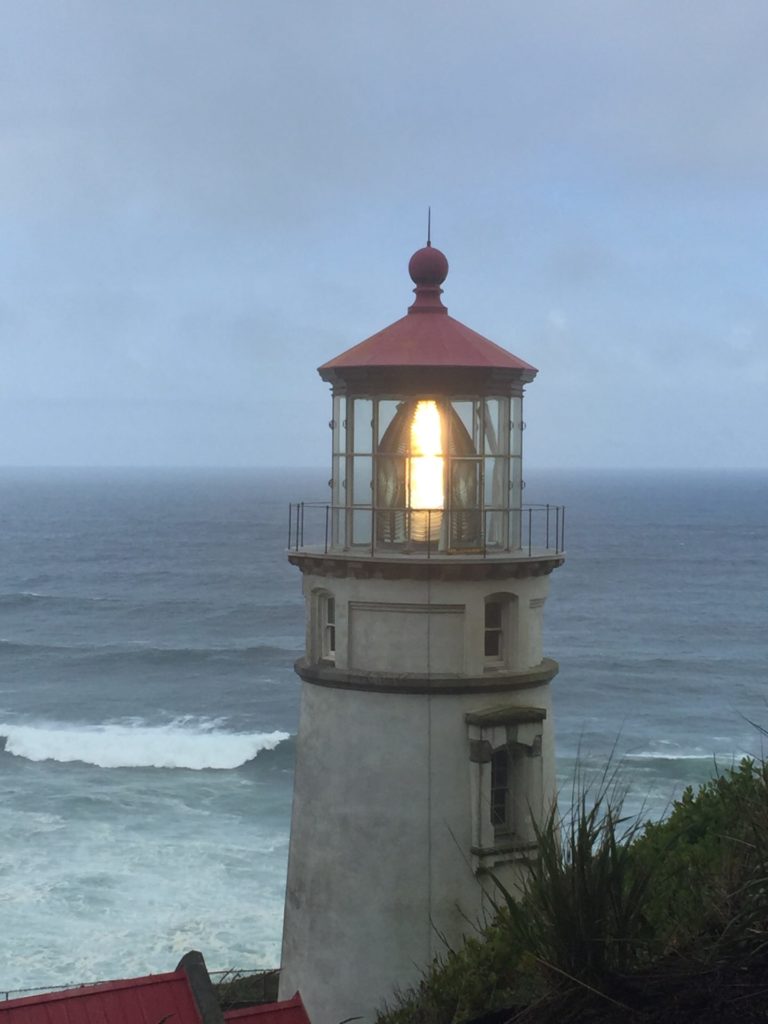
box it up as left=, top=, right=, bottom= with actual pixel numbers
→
left=408, top=245, right=449, bottom=287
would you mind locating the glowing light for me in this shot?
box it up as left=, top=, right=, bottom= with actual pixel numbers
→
left=408, top=400, right=444, bottom=541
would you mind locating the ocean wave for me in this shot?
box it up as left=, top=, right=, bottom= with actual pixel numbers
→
left=0, top=592, right=115, bottom=609
left=85, top=644, right=298, bottom=666
left=625, top=750, right=752, bottom=762
left=0, top=718, right=290, bottom=770
left=0, top=640, right=83, bottom=656
left=0, top=640, right=298, bottom=661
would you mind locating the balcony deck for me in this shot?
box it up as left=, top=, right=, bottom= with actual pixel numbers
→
left=287, top=501, right=565, bottom=578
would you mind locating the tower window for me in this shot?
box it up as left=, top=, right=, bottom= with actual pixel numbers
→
left=490, top=746, right=510, bottom=832
left=467, top=704, right=547, bottom=862
left=321, top=595, right=336, bottom=662
left=484, top=601, right=503, bottom=659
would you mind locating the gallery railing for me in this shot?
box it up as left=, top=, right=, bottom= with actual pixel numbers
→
left=288, top=502, right=565, bottom=558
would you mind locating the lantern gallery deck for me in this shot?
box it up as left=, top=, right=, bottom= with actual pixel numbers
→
left=287, top=500, right=565, bottom=559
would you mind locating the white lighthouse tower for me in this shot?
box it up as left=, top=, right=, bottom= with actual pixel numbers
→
left=279, top=241, right=565, bottom=1024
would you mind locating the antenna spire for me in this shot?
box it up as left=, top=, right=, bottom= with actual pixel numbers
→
left=427, top=207, right=431, bottom=247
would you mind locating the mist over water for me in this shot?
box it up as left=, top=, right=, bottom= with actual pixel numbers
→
left=0, top=467, right=765, bottom=990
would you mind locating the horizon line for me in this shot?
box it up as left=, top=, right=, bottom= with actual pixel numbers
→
left=0, top=464, right=766, bottom=474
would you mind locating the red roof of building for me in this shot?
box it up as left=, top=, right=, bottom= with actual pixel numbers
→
left=0, top=959, right=309, bottom=1024
left=224, top=993, right=309, bottom=1024
left=0, top=969, right=203, bottom=1024
left=319, top=244, right=536, bottom=377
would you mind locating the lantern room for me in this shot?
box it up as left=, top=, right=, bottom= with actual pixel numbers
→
left=298, top=242, right=564, bottom=558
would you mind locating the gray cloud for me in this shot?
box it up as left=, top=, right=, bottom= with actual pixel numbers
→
left=1, top=0, right=766, bottom=467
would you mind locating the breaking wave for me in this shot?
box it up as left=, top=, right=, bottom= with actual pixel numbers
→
left=0, top=718, right=290, bottom=770
left=625, top=750, right=752, bottom=762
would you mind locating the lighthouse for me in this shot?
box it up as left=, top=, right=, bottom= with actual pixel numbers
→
left=279, top=241, right=565, bottom=1024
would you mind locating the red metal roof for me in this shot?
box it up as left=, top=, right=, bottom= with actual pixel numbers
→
left=319, top=312, right=536, bottom=373
left=319, top=243, right=537, bottom=377
left=0, top=975, right=311, bottom=1024
left=0, top=970, right=202, bottom=1024
left=224, top=993, right=309, bottom=1024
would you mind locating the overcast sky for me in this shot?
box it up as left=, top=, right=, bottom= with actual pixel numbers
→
left=2, top=1, right=766, bottom=469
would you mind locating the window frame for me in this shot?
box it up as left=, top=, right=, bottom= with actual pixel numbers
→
left=466, top=705, right=547, bottom=868
left=483, top=594, right=519, bottom=670
left=490, top=745, right=511, bottom=834
left=315, top=590, right=337, bottom=665
left=484, top=600, right=504, bottom=663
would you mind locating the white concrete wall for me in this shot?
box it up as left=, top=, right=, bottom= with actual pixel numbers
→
left=304, top=573, right=552, bottom=676
left=279, top=678, right=556, bottom=1024
left=348, top=601, right=465, bottom=674
left=279, top=567, right=559, bottom=1024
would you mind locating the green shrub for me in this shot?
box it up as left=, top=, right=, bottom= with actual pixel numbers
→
left=379, top=758, right=768, bottom=1024
left=634, top=758, right=768, bottom=954
left=379, top=921, right=535, bottom=1024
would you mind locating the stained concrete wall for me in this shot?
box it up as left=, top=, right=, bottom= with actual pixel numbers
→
left=279, top=568, right=558, bottom=1024
left=279, top=680, right=556, bottom=1024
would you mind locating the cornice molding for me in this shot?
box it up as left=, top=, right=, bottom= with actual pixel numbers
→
left=294, top=656, right=559, bottom=695
left=288, top=552, right=564, bottom=582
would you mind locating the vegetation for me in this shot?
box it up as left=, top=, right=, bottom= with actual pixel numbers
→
left=378, top=759, right=768, bottom=1024
left=213, top=968, right=280, bottom=1010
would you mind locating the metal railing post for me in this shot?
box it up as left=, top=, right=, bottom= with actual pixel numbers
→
left=561, top=506, right=566, bottom=552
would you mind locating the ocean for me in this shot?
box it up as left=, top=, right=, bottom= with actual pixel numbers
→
left=0, top=467, right=765, bottom=992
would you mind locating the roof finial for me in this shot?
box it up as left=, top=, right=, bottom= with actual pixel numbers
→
left=407, top=235, right=449, bottom=314
left=427, top=206, right=431, bottom=247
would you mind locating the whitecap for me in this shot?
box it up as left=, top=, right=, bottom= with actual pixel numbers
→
left=0, top=718, right=290, bottom=770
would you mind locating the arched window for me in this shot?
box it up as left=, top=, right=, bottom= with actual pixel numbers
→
left=314, top=590, right=336, bottom=664
left=485, top=601, right=504, bottom=661
left=466, top=705, right=546, bottom=863
left=484, top=594, right=518, bottom=668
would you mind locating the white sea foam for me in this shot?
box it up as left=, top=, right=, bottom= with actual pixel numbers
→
left=625, top=750, right=752, bottom=762
left=0, top=719, right=289, bottom=770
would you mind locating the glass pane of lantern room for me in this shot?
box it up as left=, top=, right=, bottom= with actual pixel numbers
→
left=376, top=400, right=400, bottom=446
left=450, top=401, right=475, bottom=449
left=484, top=456, right=509, bottom=549
left=510, top=455, right=523, bottom=507
left=333, top=396, right=346, bottom=455
left=351, top=508, right=373, bottom=548
left=483, top=398, right=509, bottom=456
left=448, top=458, right=482, bottom=550
left=375, top=455, right=406, bottom=550
left=351, top=399, right=373, bottom=454
left=351, top=456, right=372, bottom=508
left=484, top=457, right=508, bottom=508
left=331, top=454, right=346, bottom=547
left=510, top=397, right=523, bottom=458
left=510, top=456, right=523, bottom=549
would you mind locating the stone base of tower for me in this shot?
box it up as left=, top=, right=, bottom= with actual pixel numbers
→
left=278, top=667, right=557, bottom=1024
